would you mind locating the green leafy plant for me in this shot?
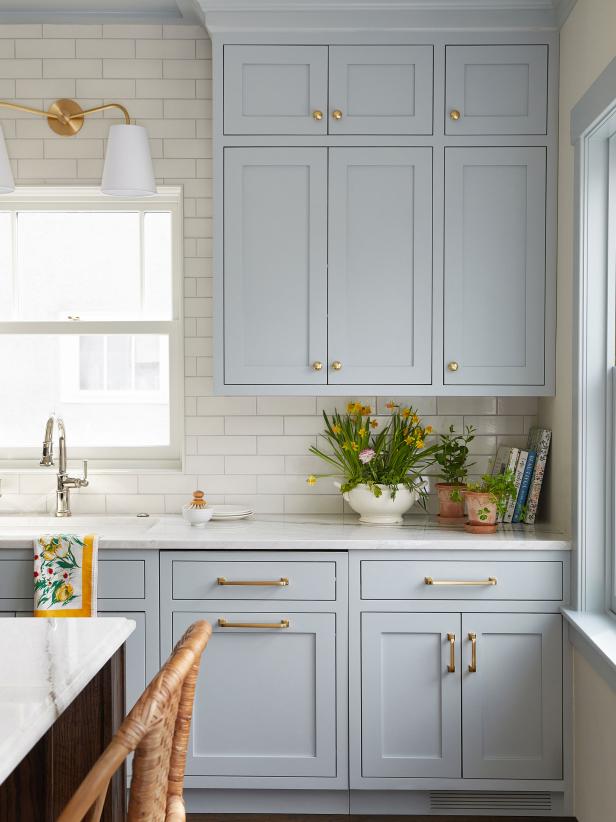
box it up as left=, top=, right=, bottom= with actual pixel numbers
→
left=465, top=469, right=517, bottom=520
left=434, top=424, right=476, bottom=485
left=307, top=401, right=439, bottom=501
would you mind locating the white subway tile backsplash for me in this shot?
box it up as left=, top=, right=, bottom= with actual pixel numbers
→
left=0, top=25, right=542, bottom=516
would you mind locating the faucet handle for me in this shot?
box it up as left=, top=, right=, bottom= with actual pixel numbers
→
left=82, top=460, right=88, bottom=485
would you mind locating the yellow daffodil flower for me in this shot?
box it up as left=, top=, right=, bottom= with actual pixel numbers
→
left=401, top=408, right=411, bottom=418
left=351, top=442, right=359, bottom=451
left=306, top=475, right=317, bottom=486
left=358, top=427, right=366, bottom=436
left=385, top=401, right=398, bottom=410
left=425, top=425, right=433, bottom=434
left=370, top=419, right=379, bottom=428
left=332, top=424, right=341, bottom=434
left=361, top=405, right=372, bottom=415
left=412, top=414, right=419, bottom=424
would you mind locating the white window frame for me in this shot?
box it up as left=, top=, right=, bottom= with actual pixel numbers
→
left=0, top=186, right=184, bottom=471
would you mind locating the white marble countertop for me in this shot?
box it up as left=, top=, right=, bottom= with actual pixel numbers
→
left=0, top=617, right=135, bottom=784
left=0, top=513, right=570, bottom=551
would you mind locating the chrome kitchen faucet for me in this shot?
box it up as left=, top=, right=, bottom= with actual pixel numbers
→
left=41, top=415, right=88, bottom=517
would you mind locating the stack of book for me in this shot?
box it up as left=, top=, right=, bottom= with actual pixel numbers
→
left=491, top=427, right=551, bottom=524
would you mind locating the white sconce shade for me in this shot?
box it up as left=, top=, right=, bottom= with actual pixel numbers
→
left=0, top=125, right=15, bottom=194
left=101, top=123, right=156, bottom=197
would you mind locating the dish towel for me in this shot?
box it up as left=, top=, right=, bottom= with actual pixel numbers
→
left=34, top=534, right=98, bottom=617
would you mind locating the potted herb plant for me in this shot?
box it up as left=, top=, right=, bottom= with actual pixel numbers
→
left=463, top=470, right=517, bottom=534
left=433, top=424, right=475, bottom=521
left=307, top=402, right=438, bottom=524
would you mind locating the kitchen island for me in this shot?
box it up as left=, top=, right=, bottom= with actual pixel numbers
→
left=0, top=617, right=135, bottom=821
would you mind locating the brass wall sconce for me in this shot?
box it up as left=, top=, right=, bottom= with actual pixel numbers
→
left=0, top=97, right=156, bottom=197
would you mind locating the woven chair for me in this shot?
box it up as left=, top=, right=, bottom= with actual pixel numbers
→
left=57, top=619, right=212, bottom=822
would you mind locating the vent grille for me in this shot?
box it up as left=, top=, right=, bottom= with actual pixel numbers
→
left=430, top=790, right=552, bottom=813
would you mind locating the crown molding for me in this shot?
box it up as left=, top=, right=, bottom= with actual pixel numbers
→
left=195, top=0, right=576, bottom=33
left=0, top=0, right=202, bottom=25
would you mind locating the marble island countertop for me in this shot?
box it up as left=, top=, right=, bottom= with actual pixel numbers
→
left=0, top=513, right=571, bottom=551
left=0, top=617, right=135, bottom=784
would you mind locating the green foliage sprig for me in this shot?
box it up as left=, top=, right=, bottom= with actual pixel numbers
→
left=465, top=469, right=517, bottom=519
left=307, top=401, right=439, bottom=501
left=434, top=424, right=476, bottom=485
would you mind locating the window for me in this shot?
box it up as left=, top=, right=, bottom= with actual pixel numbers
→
left=0, top=187, right=183, bottom=468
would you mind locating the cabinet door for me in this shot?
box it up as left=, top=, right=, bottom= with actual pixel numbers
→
left=224, top=148, right=328, bottom=385
left=361, top=612, right=461, bottom=778
left=328, top=147, right=432, bottom=385
left=224, top=45, right=328, bottom=135
left=444, top=147, right=546, bottom=386
left=172, top=611, right=337, bottom=778
left=329, top=45, right=433, bottom=134
left=445, top=45, right=548, bottom=135
left=462, top=613, right=562, bottom=780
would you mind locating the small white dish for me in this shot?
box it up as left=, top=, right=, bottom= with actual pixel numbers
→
left=182, top=504, right=213, bottom=527
left=208, top=505, right=253, bottom=521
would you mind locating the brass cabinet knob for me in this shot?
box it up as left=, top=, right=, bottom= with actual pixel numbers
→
left=331, top=361, right=342, bottom=371
left=332, top=109, right=343, bottom=120
left=449, top=109, right=461, bottom=121
left=448, top=361, right=459, bottom=372
left=312, top=361, right=323, bottom=371
left=312, top=110, right=323, bottom=121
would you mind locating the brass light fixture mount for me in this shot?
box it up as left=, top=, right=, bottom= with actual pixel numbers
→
left=0, top=98, right=131, bottom=137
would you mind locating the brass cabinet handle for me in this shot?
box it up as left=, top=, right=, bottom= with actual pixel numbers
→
left=450, top=109, right=461, bottom=121
left=447, top=632, right=456, bottom=673
left=331, top=361, right=342, bottom=371
left=217, top=618, right=290, bottom=629
left=332, top=109, right=343, bottom=120
left=312, top=110, right=324, bottom=121
left=468, top=632, right=477, bottom=672
left=447, top=361, right=459, bottom=372
left=424, top=576, right=497, bottom=586
left=312, top=361, right=323, bottom=371
left=217, top=577, right=289, bottom=587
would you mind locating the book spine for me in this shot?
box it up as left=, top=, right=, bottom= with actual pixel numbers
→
left=503, top=449, right=524, bottom=523
left=496, top=448, right=519, bottom=522
left=512, top=451, right=536, bottom=523
left=523, top=430, right=552, bottom=524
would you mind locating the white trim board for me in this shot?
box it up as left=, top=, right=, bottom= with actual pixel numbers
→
left=196, top=0, right=576, bottom=32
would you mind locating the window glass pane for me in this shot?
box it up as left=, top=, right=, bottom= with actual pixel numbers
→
left=107, top=335, right=133, bottom=391
left=0, top=335, right=170, bottom=448
left=0, top=213, right=12, bottom=320
left=13, top=211, right=173, bottom=321
left=135, top=335, right=161, bottom=390
left=144, top=212, right=173, bottom=319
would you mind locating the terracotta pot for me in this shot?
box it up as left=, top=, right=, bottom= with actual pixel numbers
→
left=435, top=483, right=466, bottom=520
left=464, top=491, right=498, bottom=534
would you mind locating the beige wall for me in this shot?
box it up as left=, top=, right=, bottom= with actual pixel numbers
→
left=573, top=650, right=616, bottom=822
left=540, top=0, right=616, bottom=532
left=546, top=2, right=616, bottom=819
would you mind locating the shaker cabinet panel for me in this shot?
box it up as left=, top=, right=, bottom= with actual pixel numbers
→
left=361, top=612, right=461, bottom=778
left=328, top=148, right=432, bottom=385
left=223, top=45, right=328, bottom=135
left=444, top=147, right=546, bottom=386
left=173, top=610, right=338, bottom=778
left=445, top=45, right=548, bottom=135
left=223, top=147, right=328, bottom=385
left=461, top=613, right=562, bottom=780
left=329, top=45, right=433, bottom=134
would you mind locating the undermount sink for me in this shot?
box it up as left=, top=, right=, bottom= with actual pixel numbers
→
left=0, top=515, right=159, bottom=533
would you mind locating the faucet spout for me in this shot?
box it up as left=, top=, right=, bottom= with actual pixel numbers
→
left=40, top=414, right=87, bottom=517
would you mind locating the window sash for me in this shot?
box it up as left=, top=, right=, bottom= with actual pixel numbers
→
left=0, top=187, right=184, bottom=470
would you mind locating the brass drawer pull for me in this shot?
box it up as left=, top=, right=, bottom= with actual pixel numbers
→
left=217, top=577, right=289, bottom=587
left=468, top=632, right=477, bottom=672
left=424, top=576, right=497, bottom=587
left=447, top=632, right=456, bottom=673
left=217, top=618, right=290, bottom=629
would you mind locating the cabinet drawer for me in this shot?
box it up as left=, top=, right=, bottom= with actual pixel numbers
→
left=445, top=44, right=548, bottom=135
left=361, top=560, right=562, bottom=601
left=0, top=558, right=145, bottom=600
left=172, top=560, right=336, bottom=601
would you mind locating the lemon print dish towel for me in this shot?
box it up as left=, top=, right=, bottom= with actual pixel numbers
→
left=34, top=534, right=98, bottom=617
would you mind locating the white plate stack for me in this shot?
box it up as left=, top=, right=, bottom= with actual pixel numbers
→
left=208, top=505, right=254, bottom=521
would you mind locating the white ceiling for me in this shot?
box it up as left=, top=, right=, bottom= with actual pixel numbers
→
left=0, top=0, right=202, bottom=24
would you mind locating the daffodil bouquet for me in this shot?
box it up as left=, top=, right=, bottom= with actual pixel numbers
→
left=308, top=401, right=439, bottom=501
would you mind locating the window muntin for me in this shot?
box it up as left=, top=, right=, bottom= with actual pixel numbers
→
left=0, top=187, right=183, bottom=468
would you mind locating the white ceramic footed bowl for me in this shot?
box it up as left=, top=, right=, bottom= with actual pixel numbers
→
left=339, top=483, right=420, bottom=524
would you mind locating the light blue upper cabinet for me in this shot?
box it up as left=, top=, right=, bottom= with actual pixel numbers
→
left=461, top=613, right=562, bottom=780
left=328, top=147, right=432, bottom=385
left=361, top=612, right=462, bottom=778
left=445, top=45, right=548, bottom=135
left=444, top=147, right=546, bottom=386
left=329, top=45, right=433, bottom=134
left=224, top=147, right=328, bottom=385
left=223, top=45, right=328, bottom=135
